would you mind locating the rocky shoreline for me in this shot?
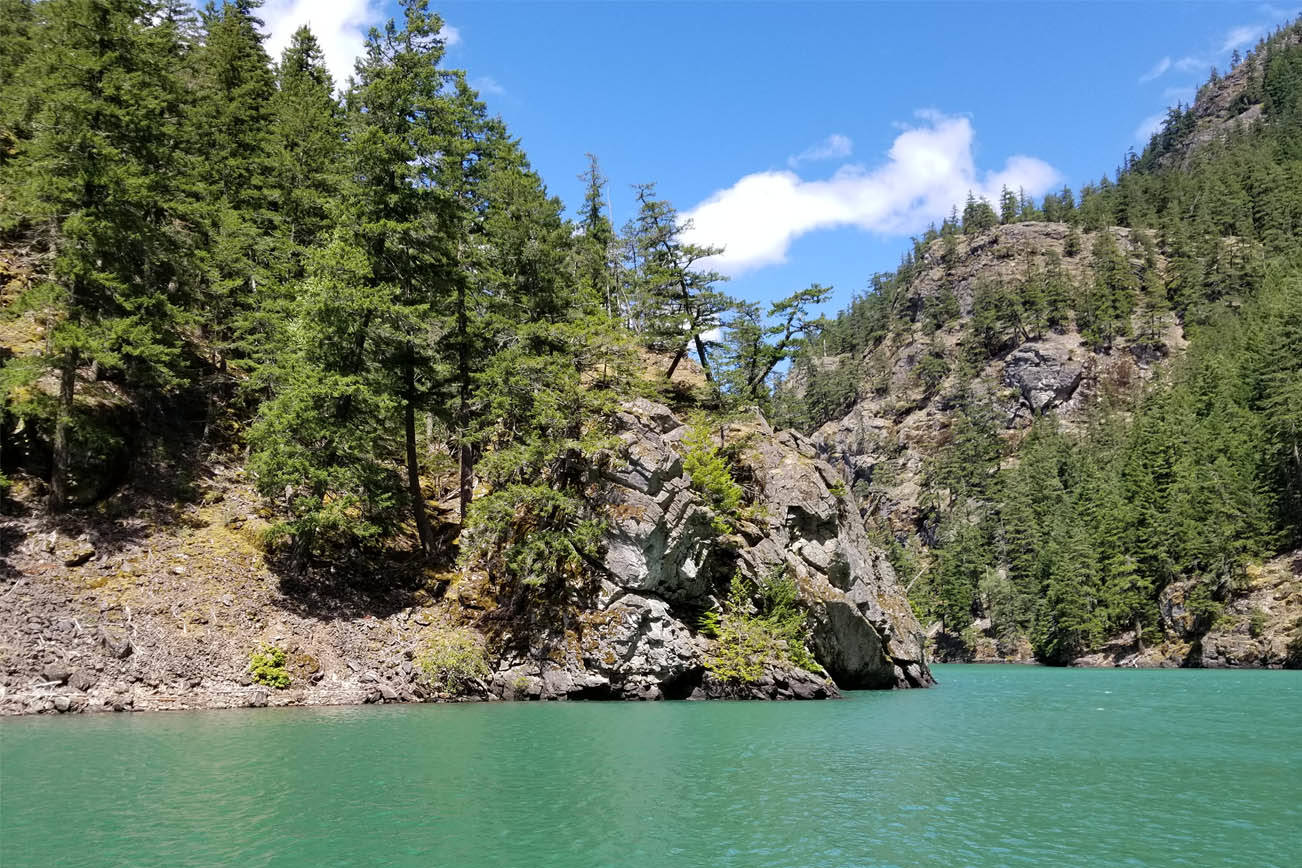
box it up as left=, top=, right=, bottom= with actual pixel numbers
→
left=925, top=551, right=1302, bottom=670
left=5, top=397, right=1296, bottom=718
left=1, top=400, right=935, bottom=716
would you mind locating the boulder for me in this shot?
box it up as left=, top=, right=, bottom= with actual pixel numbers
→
left=98, top=626, right=133, bottom=659
left=582, top=592, right=705, bottom=699
left=68, top=669, right=97, bottom=692
left=41, top=662, right=72, bottom=685
left=1002, top=343, right=1083, bottom=415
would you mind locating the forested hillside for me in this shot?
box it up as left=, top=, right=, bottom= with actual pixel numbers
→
left=782, top=20, right=1302, bottom=666
left=0, top=0, right=828, bottom=560
left=2, top=0, right=930, bottom=712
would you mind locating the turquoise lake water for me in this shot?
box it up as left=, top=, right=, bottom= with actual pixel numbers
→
left=2, top=664, right=1299, bottom=867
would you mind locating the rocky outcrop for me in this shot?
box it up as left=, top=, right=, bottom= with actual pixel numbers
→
left=808, top=223, right=1185, bottom=543
left=1157, top=25, right=1300, bottom=168
left=1187, top=553, right=1302, bottom=669
left=483, top=399, right=933, bottom=701
left=1002, top=343, right=1084, bottom=415
left=1066, top=552, right=1302, bottom=669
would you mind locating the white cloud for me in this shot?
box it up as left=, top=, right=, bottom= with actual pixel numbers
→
left=261, top=2, right=459, bottom=89
left=1134, top=112, right=1166, bottom=143
left=1139, top=56, right=1171, bottom=83
left=471, top=75, right=506, bottom=96
left=262, top=0, right=382, bottom=87
left=699, top=326, right=724, bottom=345
left=1173, top=56, right=1206, bottom=73
left=1220, top=24, right=1264, bottom=53
left=787, top=133, right=853, bottom=168
left=682, top=111, right=1060, bottom=275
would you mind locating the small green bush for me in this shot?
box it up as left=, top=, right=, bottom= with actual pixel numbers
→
left=1186, top=582, right=1223, bottom=631
left=417, top=627, right=491, bottom=694
left=1248, top=608, right=1268, bottom=638
left=681, top=416, right=743, bottom=535
left=249, top=645, right=290, bottom=689
left=702, top=572, right=819, bottom=684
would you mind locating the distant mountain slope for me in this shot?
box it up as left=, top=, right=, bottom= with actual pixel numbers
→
left=781, top=17, right=1302, bottom=668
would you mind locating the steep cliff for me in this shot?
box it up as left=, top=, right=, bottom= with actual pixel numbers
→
left=812, top=221, right=1182, bottom=540
left=461, top=398, right=931, bottom=699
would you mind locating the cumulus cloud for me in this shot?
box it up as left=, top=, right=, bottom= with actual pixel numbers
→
left=681, top=111, right=1059, bottom=275
left=261, top=0, right=381, bottom=86
left=261, top=2, right=459, bottom=88
left=1139, top=56, right=1171, bottom=83
left=787, top=133, right=853, bottom=168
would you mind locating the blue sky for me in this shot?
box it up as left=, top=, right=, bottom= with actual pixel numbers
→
left=256, top=1, right=1300, bottom=317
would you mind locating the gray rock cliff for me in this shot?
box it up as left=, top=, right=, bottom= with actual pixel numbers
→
left=492, top=399, right=932, bottom=699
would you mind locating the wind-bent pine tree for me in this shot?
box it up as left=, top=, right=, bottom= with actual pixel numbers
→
left=627, top=184, right=732, bottom=381
left=718, top=284, right=831, bottom=403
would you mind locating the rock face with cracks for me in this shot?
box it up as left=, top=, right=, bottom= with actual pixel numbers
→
left=493, top=399, right=933, bottom=700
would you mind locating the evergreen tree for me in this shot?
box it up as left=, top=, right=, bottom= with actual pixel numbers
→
left=962, top=192, right=998, bottom=234
left=251, top=0, right=465, bottom=557
left=1134, top=231, right=1170, bottom=345
left=3, top=0, right=193, bottom=509
left=1043, top=251, right=1072, bottom=331
left=462, top=143, right=634, bottom=599
left=999, top=185, right=1019, bottom=224
left=627, top=184, right=732, bottom=381
left=239, top=25, right=342, bottom=393
left=1033, top=517, right=1103, bottom=664
left=575, top=153, right=618, bottom=320
left=0, top=0, right=36, bottom=163
left=716, top=284, right=830, bottom=404
left=270, top=25, right=341, bottom=269
left=189, top=0, right=280, bottom=371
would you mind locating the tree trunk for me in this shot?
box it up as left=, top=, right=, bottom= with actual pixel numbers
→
left=48, top=348, right=79, bottom=512
left=664, top=344, right=687, bottom=380
left=404, top=360, right=434, bottom=556
left=456, top=273, right=474, bottom=523
left=693, top=333, right=713, bottom=382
